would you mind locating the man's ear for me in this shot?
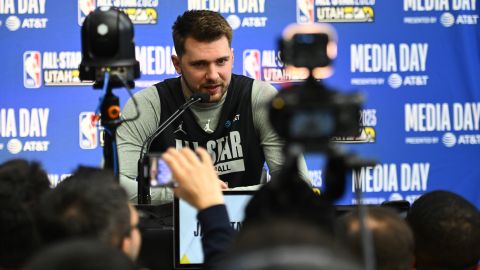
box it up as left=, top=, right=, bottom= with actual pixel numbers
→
left=120, top=236, right=133, bottom=258
left=231, top=48, right=234, bottom=66
left=172, top=55, right=182, bottom=74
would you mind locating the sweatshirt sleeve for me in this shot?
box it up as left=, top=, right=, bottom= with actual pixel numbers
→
left=116, top=86, right=173, bottom=203
left=197, top=204, right=235, bottom=269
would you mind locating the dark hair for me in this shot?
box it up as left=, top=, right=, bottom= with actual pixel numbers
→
left=337, top=207, right=414, bottom=270
left=233, top=219, right=335, bottom=255
left=35, top=167, right=131, bottom=248
left=219, top=219, right=360, bottom=270
left=406, top=190, right=480, bottom=270
left=243, top=172, right=335, bottom=233
left=172, top=10, right=232, bottom=57
left=25, top=239, right=139, bottom=270
left=0, top=159, right=50, bottom=206
left=0, top=196, right=40, bottom=269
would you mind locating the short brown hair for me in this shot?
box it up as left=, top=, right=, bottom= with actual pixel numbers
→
left=172, top=10, right=233, bottom=57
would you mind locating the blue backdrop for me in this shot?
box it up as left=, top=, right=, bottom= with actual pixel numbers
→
left=1, top=0, right=479, bottom=207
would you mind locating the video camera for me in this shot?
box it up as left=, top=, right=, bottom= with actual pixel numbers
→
left=78, top=6, right=141, bottom=176
left=79, top=6, right=140, bottom=89
left=270, top=23, right=363, bottom=151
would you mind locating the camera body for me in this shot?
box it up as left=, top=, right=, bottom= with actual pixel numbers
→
left=270, top=23, right=363, bottom=151
left=79, top=6, right=140, bottom=89
left=280, top=32, right=331, bottom=69
left=270, top=81, right=362, bottom=150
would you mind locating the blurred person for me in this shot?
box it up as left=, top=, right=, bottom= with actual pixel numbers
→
left=35, top=167, right=141, bottom=261
left=162, top=147, right=341, bottom=269
left=337, top=207, right=414, bottom=270
left=117, top=9, right=310, bottom=203
left=241, top=165, right=335, bottom=234
left=0, top=196, right=40, bottom=270
left=0, top=159, right=50, bottom=206
left=24, top=239, right=139, bottom=270
left=406, top=190, right=480, bottom=270
left=162, top=147, right=234, bottom=269
left=218, top=219, right=360, bottom=270
left=0, top=159, right=49, bottom=270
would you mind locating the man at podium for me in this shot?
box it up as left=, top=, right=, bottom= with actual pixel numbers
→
left=117, top=10, right=310, bottom=203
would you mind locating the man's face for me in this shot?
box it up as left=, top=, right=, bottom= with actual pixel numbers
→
left=172, top=36, right=234, bottom=103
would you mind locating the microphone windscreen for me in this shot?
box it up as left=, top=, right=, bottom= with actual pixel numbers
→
left=191, top=93, right=210, bottom=103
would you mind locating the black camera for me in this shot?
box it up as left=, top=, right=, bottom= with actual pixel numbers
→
left=79, top=6, right=140, bottom=89
left=270, top=24, right=363, bottom=151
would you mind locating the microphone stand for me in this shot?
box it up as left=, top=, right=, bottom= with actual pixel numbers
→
left=101, top=86, right=120, bottom=174
left=137, top=93, right=209, bottom=204
left=98, top=73, right=123, bottom=180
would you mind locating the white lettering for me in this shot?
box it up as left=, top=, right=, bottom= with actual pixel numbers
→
left=136, top=46, right=176, bottom=75
left=403, top=75, right=429, bottom=86
left=42, top=52, right=58, bottom=69
left=456, top=14, right=479, bottom=24
left=403, top=0, right=450, bottom=11
left=0, top=0, right=15, bottom=14
left=23, top=140, right=49, bottom=151
left=241, top=17, right=267, bottom=27
left=18, top=0, right=46, bottom=14
left=21, top=17, right=48, bottom=28
left=452, top=0, right=476, bottom=10
left=405, top=103, right=451, bottom=132
left=453, top=102, right=480, bottom=131
left=352, top=164, right=399, bottom=193
left=350, top=44, right=397, bottom=72
left=401, top=163, right=429, bottom=192
left=18, top=108, right=48, bottom=137
left=230, top=131, right=243, bottom=158
left=187, top=0, right=236, bottom=13
left=0, top=108, right=17, bottom=137
left=58, top=52, right=82, bottom=69
left=206, top=140, right=217, bottom=162
left=238, top=0, right=265, bottom=13
left=399, top=43, right=428, bottom=72
left=360, top=109, right=377, bottom=126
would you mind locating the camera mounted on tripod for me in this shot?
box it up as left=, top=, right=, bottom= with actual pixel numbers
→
left=270, top=23, right=363, bottom=151
left=78, top=7, right=141, bottom=177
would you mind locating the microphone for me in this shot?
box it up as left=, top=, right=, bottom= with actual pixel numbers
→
left=141, top=93, right=209, bottom=157
left=136, top=92, right=210, bottom=204
left=191, top=92, right=210, bottom=103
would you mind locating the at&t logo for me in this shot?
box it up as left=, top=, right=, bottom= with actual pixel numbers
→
left=7, top=138, right=23, bottom=154
left=5, top=16, right=21, bottom=31
left=388, top=73, right=402, bottom=89
left=442, top=132, right=456, bottom=147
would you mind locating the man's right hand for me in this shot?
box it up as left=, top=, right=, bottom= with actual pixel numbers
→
left=162, top=147, right=225, bottom=210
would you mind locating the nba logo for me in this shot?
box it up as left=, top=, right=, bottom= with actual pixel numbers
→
left=297, top=0, right=314, bottom=24
left=23, top=51, right=42, bottom=89
left=79, top=112, right=98, bottom=149
left=243, top=50, right=261, bottom=80
left=78, top=0, right=96, bottom=26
